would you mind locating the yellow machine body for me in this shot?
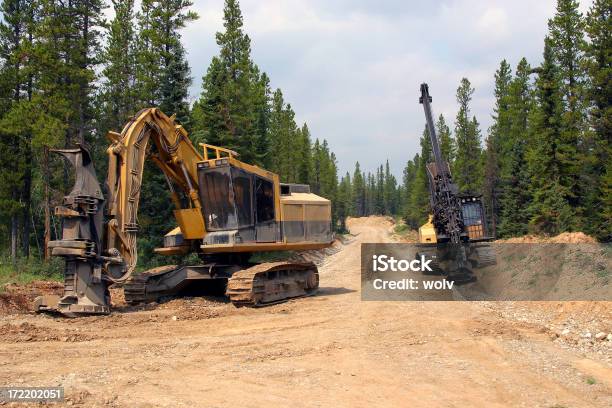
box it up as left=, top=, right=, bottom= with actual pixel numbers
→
left=418, top=215, right=438, bottom=244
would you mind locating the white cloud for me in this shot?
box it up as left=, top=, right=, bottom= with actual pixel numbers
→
left=477, top=7, right=509, bottom=40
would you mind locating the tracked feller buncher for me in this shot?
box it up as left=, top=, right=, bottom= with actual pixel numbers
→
left=415, top=84, right=496, bottom=283
left=35, top=108, right=333, bottom=316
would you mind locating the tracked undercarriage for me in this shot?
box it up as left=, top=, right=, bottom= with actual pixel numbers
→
left=123, top=261, right=319, bottom=307
left=226, top=261, right=319, bottom=307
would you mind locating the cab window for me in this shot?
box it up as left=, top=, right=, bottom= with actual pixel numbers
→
left=231, top=168, right=253, bottom=227
left=255, top=177, right=275, bottom=223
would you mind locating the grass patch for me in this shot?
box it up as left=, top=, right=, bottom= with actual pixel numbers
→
left=585, top=376, right=596, bottom=385
left=0, top=256, right=63, bottom=287
left=393, top=221, right=418, bottom=241
left=394, top=223, right=410, bottom=234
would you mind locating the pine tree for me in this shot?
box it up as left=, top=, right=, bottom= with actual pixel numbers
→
left=193, top=0, right=262, bottom=163
left=583, top=0, right=611, bottom=239
left=252, top=70, right=271, bottom=167
left=454, top=78, right=483, bottom=193
left=352, top=162, right=366, bottom=216
left=136, top=0, right=197, bottom=125
left=375, top=165, right=384, bottom=214
left=100, top=0, right=138, bottom=134
left=31, top=0, right=106, bottom=153
left=436, top=114, right=454, bottom=164
left=336, top=172, right=352, bottom=231
left=584, top=0, right=611, bottom=144
left=483, top=134, right=499, bottom=236
left=527, top=37, right=572, bottom=234
left=323, top=147, right=339, bottom=224
left=283, top=103, right=299, bottom=182
left=498, top=58, right=533, bottom=236
left=548, top=0, right=586, bottom=223
left=401, top=158, right=417, bottom=222
left=135, top=0, right=162, bottom=107
left=484, top=59, right=512, bottom=237
left=297, top=123, right=313, bottom=184
left=364, top=172, right=374, bottom=215
left=311, top=138, right=322, bottom=194
left=268, top=88, right=300, bottom=182
left=307, top=137, right=338, bottom=223
left=401, top=156, right=414, bottom=226
left=268, top=88, right=284, bottom=175
left=159, top=40, right=192, bottom=125
left=383, top=160, right=397, bottom=215
left=403, top=128, right=433, bottom=228
left=191, top=56, right=225, bottom=145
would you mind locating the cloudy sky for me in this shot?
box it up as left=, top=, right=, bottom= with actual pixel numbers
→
left=180, top=0, right=593, bottom=177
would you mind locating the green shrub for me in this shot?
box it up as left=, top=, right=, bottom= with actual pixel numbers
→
left=0, top=256, right=63, bottom=287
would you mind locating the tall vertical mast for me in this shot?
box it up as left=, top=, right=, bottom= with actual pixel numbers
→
left=419, top=83, right=445, bottom=176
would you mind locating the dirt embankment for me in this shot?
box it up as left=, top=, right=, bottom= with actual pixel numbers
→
left=471, top=241, right=610, bottom=301
left=0, top=216, right=609, bottom=408
left=497, top=231, right=598, bottom=244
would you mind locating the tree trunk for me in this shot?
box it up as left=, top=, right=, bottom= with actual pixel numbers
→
left=11, top=213, right=18, bottom=266
left=21, top=141, right=32, bottom=257
left=43, top=146, right=51, bottom=261
left=490, top=194, right=497, bottom=238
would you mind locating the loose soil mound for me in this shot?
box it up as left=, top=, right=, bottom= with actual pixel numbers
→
left=498, top=231, right=597, bottom=244
left=346, top=215, right=395, bottom=228
left=0, top=281, right=62, bottom=314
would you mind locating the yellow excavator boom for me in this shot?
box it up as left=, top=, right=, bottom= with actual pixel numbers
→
left=105, top=108, right=205, bottom=278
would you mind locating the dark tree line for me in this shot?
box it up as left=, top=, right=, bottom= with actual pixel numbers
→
left=0, top=0, right=340, bottom=265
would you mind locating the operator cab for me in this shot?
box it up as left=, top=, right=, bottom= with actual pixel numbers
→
left=458, top=194, right=489, bottom=241
left=196, top=145, right=280, bottom=245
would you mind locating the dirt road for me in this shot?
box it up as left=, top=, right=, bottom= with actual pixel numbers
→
left=1, top=217, right=610, bottom=407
